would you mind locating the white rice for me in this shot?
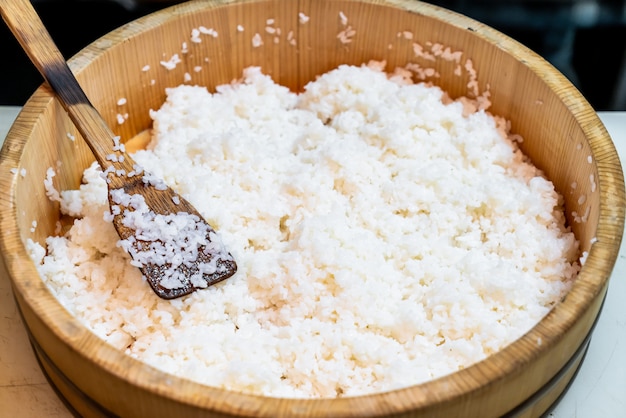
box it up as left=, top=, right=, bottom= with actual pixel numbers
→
left=27, top=62, right=580, bottom=398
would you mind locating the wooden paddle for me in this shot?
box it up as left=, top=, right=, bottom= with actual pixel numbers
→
left=0, top=0, right=237, bottom=299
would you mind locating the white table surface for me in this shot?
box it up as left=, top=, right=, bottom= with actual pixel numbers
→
left=0, top=106, right=624, bottom=417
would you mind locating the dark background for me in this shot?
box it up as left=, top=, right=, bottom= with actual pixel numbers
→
left=1, top=0, right=625, bottom=110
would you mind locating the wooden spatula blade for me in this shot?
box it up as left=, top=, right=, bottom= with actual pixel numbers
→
left=109, top=182, right=237, bottom=299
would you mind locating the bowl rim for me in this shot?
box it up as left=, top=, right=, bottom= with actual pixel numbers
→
left=0, top=0, right=624, bottom=416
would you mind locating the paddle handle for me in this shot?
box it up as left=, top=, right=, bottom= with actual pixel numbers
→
left=0, top=0, right=135, bottom=181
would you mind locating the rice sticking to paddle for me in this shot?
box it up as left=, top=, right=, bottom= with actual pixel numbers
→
left=107, top=187, right=236, bottom=297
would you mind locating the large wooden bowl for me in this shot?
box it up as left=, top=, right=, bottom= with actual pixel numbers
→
left=0, top=0, right=624, bottom=417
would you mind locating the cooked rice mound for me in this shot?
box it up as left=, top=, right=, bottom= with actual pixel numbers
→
left=28, top=62, right=580, bottom=398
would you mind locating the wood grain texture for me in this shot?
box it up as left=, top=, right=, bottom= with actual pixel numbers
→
left=0, top=0, right=624, bottom=416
